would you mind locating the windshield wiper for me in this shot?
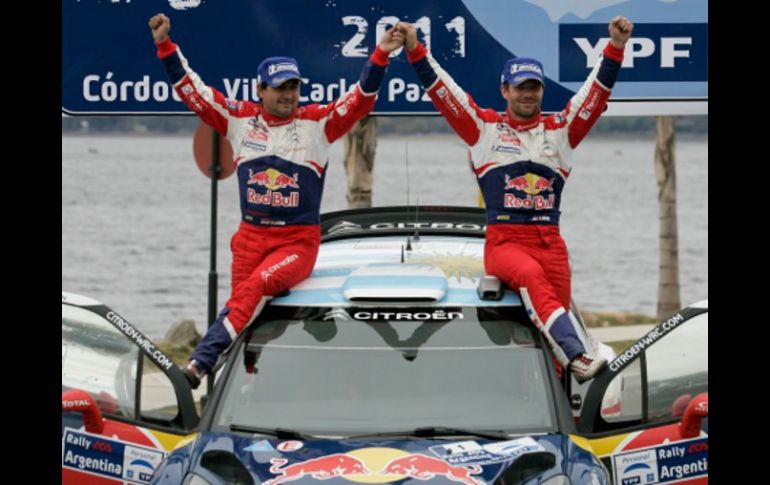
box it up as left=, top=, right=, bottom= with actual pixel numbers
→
left=229, top=425, right=317, bottom=440
left=348, top=426, right=511, bottom=440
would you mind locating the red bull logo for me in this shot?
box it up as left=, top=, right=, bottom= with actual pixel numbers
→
left=246, top=168, right=300, bottom=208
left=504, top=175, right=529, bottom=192
left=264, top=455, right=370, bottom=485
left=503, top=173, right=553, bottom=195
left=382, top=454, right=484, bottom=485
left=262, top=448, right=486, bottom=485
left=248, top=168, right=299, bottom=190
left=503, top=173, right=556, bottom=210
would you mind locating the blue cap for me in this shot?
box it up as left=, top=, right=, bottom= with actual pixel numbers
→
left=257, top=57, right=303, bottom=88
left=501, top=58, right=545, bottom=86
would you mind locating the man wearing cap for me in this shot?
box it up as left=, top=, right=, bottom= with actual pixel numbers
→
left=148, top=13, right=404, bottom=389
left=398, top=17, right=633, bottom=382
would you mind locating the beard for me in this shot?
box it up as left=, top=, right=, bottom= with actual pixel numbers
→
left=511, top=102, right=540, bottom=119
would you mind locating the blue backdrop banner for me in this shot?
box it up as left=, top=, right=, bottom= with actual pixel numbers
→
left=62, top=0, right=708, bottom=115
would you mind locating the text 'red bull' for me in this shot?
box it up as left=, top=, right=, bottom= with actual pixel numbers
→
left=247, top=169, right=300, bottom=190
left=503, top=193, right=555, bottom=210
left=246, top=169, right=300, bottom=208
left=503, top=173, right=555, bottom=210
left=247, top=189, right=299, bottom=207
left=504, top=174, right=554, bottom=194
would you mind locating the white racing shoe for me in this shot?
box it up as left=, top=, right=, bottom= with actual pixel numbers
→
left=570, top=354, right=608, bottom=383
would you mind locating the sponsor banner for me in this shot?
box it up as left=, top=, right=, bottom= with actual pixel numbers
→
left=62, top=428, right=165, bottom=484
left=613, top=437, right=708, bottom=484
left=63, top=0, right=707, bottom=114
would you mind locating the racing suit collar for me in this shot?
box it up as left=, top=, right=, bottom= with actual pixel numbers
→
left=261, top=108, right=297, bottom=127
left=505, top=109, right=541, bottom=131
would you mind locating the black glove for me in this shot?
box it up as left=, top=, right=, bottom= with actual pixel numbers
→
left=182, top=361, right=203, bottom=390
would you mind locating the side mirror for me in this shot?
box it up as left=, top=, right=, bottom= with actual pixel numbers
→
left=62, top=389, right=104, bottom=434
left=679, top=392, right=708, bottom=439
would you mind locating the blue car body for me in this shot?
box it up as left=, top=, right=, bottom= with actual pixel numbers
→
left=62, top=207, right=707, bottom=485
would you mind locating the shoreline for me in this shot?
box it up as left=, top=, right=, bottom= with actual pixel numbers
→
left=61, top=131, right=709, bottom=142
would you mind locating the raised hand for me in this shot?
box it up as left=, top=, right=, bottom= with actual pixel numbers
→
left=397, top=22, right=419, bottom=51
left=609, top=16, right=633, bottom=49
left=149, top=13, right=171, bottom=44
left=379, top=25, right=406, bottom=54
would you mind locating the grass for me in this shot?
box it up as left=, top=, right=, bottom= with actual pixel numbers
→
left=581, top=310, right=657, bottom=328
left=607, top=339, right=638, bottom=354
left=580, top=310, right=658, bottom=351
left=142, top=341, right=199, bottom=373
left=156, top=342, right=197, bottom=367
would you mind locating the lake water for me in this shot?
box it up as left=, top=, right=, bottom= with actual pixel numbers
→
left=62, top=133, right=707, bottom=338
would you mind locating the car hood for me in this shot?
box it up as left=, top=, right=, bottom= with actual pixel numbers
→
left=180, top=432, right=604, bottom=484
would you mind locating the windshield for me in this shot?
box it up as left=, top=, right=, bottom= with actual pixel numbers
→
left=212, top=306, right=557, bottom=436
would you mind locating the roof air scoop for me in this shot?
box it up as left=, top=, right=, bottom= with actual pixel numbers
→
left=342, top=264, right=448, bottom=303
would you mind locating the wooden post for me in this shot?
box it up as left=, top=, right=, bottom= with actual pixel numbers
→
left=343, top=116, right=377, bottom=208
left=655, top=116, right=681, bottom=319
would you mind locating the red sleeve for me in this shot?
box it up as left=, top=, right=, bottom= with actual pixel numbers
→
left=320, top=47, right=389, bottom=143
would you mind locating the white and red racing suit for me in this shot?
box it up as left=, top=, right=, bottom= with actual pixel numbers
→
left=156, top=38, right=391, bottom=373
left=407, top=42, right=624, bottom=366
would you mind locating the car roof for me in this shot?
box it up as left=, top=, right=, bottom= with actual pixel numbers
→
left=271, top=206, right=523, bottom=308
left=62, top=292, right=103, bottom=307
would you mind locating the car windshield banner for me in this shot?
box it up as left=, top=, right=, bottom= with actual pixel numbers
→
left=63, top=0, right=707, bottom=115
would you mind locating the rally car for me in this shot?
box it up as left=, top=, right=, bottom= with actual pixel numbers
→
left=62, top=206, right=708, bottom=484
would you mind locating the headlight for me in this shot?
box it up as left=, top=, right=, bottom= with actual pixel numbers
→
left=539, top=476, right=571, bottom=485
left=182, top=473, right=213, bottom=485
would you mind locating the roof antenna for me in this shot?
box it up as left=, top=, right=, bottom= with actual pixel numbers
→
left=405, top=140, right=413, bottom=252
left=413, top=198, right=420, bottom=242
